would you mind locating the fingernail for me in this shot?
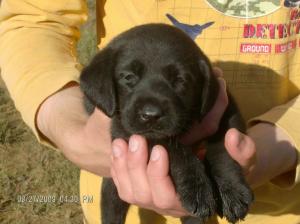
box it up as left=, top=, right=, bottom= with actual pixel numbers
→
left=129, top=137, right=139, bottom=152
left=150, top=147, right=160, bottom=161
left=112, top=144, right=122, bottom=158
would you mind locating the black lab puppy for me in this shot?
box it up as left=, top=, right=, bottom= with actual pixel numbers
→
left=80, top=24, right=253, bottom=224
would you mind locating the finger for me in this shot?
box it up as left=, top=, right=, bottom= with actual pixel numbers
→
left=225, top=128, right=256, bottom=174
left=147, top=145, right=187, bottom=213
left=212, top=66, right=224, bottom=78
left=111, top=138, right=134, bottom=202
left=127, top=135, right=152, bottom=205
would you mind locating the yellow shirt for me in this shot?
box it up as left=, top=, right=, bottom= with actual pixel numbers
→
left=1, top=0, right=300, bottom=224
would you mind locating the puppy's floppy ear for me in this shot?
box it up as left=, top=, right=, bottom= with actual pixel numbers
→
left=80, top=47, right=117, bottom=117
left=198, top=59, right=219, bottom=118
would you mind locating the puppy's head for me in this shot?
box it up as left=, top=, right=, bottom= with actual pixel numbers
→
left=80, top=24, right=219, bottom=139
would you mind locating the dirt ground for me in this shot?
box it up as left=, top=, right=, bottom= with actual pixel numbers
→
left=0, top=1, right=97, bottom=223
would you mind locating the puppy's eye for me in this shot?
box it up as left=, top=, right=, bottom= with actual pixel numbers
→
left=163, top=64, right=187, bottom=89
left=118, top=72, right=139, bottom=88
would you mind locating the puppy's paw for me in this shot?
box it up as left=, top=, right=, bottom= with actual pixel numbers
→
left=217, top=181, right=253, bottom=223
left=178, top=176, right=216, bottom=219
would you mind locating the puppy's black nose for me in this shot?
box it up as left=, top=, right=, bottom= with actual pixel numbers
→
left=138, top=103, right=163, bottom=122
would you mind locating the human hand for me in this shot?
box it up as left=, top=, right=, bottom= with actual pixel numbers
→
left=225, top=123, right=297, bottom=188
left=179, top=66, right=296, bottom=188
left=37, top=85, right=112, bottom=176
left=111, top=125, right=297, bottom=219
left=111, top=135, right=190, bottom=217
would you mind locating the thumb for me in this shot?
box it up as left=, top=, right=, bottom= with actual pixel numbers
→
left=225, top=128, right=256, bottom=175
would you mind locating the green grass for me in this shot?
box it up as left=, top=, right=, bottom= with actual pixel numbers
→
left=0, top=0, right=97, bottom=223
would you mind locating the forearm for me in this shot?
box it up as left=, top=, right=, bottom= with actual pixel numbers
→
left=246, top=95, right=300, bottom=188
left=247, top=122, right=297, bottom=188
left=37, top=84, right=88, bottom=148
left=37, top=85, right=112, bottom=176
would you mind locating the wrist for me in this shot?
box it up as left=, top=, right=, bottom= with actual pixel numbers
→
left=36, top=92, right=59, bottom=146
left=36, top=85, right=112, bottom=176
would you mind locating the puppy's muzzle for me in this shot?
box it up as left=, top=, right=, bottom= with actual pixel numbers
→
left=123, top=95, right=176, bottom=138
left=122, top=81, right=182, bottom=138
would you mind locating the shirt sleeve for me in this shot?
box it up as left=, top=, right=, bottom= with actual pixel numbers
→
left=0, top=0, right=87, bottom=141
left=249, top=95, right=300, bottom=187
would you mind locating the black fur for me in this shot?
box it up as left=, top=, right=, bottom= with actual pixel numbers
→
left=80, top=24, right=253, bottom=224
